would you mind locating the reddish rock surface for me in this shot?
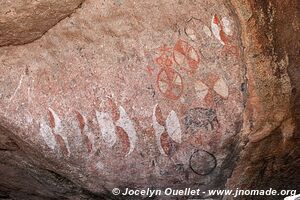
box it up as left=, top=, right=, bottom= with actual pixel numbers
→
left=0, top=0, right=84, bottom=46
left=226, top=0, right=300, bottom=196
left=0, top=0, right=299, bottom=199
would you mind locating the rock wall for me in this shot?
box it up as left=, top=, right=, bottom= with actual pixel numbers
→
left=0, top=0, right=84, bottom=46
left=0, top=0, right=299, bottom=199
left=226, top=1, right=300, bottom=197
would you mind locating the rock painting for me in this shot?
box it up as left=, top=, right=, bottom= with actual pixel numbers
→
left=115, top=106, right=138, bottom=156
left=75, top=111, right=93, bottom=153
left=184, top=18, right=201, bottom=42
left=211, top=14, right=238, bottom=56
left=156, top=69, right=183, bottom=100
left=194, top=80, right=209, bottom=101
left=194, top=75, right=229, bottom=105
left=155, top=45, right=184, bottom=100
left=173, top=39, right=200, bottom=74
left=40, top=108, right=70, bottom=156
left=96, top=111, right=117, bottom=148
left=189, top=149, right=217, bottom=176
left=202, top=25, right=212, bottom=38
left=152, top=104, right=182, bottom=156
left=213, top=77, right=229, bottom=99
left=37, top=13, right=239, bottom=173
left=38, top=102, right=137, bottom=157
left=165, top=110, right=182, bottom=144
left=184, top=17, right=212, bottom=43
left=154, top=41, right=200, bottom=100
left=40, top=119, right=57, bottom=150
left=184, top=107, right=219, bottom=133
left=211, top=14, right=227, bottom=45
left=96, top=103, right=137, bottom=157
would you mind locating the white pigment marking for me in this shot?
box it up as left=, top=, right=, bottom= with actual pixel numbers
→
left=115, top=106, right=137, bottom=156
left=195, top=80, right=209, bottom=100
left=48, top=108, right=70, bottom=155
left=174, top=50, right=186, bottom=66
left=185, top=28, right=197, bottom=41
left=71, top=120, right=85, bottom=148
left=166, top=110, right=182, bottom=143
left=40, top=118, right=57, bottom=150
left=5, top=75, right=25, bottom=116
left=189, top=47, right=198, bottom=61
left=222, top=17, right=232, bottom=36
left=211, top=15, right=224, bottom=45
left=213, top=78, right=229, bottom=99
left=96, top=111, right=116, bottom=148
left=159, top=81, right=168, bottom=93
left=203, top=25, right=212, bottom=37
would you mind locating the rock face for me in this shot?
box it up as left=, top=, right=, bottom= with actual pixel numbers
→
left=226, top=0, right=300, bottom=194
left=0, top=0, right=299, bottom=199
left=0, top=0, right=84, bottom=46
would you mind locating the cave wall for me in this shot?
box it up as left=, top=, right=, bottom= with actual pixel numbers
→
left=0, top=0, right=299, bottom=199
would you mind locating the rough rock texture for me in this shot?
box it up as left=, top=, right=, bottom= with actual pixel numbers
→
left=0, top=0, right=299, bottom=199
left=0, top=0, right=84, bottom=46
left=226, top=0, right=300, bottom=197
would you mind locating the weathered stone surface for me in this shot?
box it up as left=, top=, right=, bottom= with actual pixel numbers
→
left=0, top=0, right=84, bottom=46
left=225, top=1, right=300, bottom=197
left=0, top=0, right=299, bottom=199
